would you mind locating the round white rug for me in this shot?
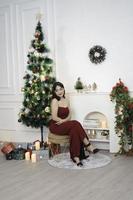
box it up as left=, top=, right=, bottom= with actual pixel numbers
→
left=48, top=152, right=112, bottom=170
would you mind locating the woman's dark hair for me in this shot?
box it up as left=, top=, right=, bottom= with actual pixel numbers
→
left=52, top=82, right=65, bottom=101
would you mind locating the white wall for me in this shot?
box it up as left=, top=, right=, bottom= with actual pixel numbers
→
left=0, top=0, right=52, bottom=142
left=54, top=0, right=133, bottom=93
left=0, top=0, right=133, bottom=152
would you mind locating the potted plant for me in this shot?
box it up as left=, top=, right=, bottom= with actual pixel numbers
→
left=110, top=78, right=133, bottom=154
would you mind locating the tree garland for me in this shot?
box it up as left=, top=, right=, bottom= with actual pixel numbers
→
left=89, top=45, right=107, bottom=64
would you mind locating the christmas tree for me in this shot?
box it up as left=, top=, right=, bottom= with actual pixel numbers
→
left=74, top=77, right=84, bottom=91
left=18, top=20, right=56, bottom=145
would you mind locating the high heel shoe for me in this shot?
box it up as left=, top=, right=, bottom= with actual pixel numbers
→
left=83, top=155, right=89, bottom=159
left=77, top=162, right=83, bottom=167
left=79, top=144, right=89, bottom=160
left=80, top=154, right=89, bottom=160
left=85, top=143, right=99, bottom=154
left=72, top=157, right=83, bottom=166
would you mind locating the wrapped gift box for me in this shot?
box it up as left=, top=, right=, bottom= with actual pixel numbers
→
left=1, top=143, right=15, bottom=154
left=12, top=148, right=26, bottom=160
left=32, top=149, right=49, bottom=160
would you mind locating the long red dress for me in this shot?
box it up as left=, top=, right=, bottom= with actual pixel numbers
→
left=49, top=107, right=88, bottom=160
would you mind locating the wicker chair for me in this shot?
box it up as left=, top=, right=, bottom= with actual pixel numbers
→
left=48, top=132, right=70, bottom=158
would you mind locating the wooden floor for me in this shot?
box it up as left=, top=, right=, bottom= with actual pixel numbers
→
left=0, top=151, right=133, bottom=200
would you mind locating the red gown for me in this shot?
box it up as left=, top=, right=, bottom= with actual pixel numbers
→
left=49, top=107, right=88, bottom=160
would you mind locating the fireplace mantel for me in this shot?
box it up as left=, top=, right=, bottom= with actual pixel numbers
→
left=67, top=92, right=119, bottom=153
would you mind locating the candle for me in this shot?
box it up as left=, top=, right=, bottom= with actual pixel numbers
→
left=101, top=121, right=107, bottom=129
left=31, top=153, right=37, bottom=163
left=25, top=152, right=30, bottom=161
left=35, top=141, right=40, bottom=150
left=91, top=130, right=96, bottom=138
left=92, top=129, right=96, bottom=135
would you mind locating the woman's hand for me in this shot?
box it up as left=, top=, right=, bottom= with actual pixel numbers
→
left=56, top=119, right=65, bottom=125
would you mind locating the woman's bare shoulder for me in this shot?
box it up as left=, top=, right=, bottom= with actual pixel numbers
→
left=51, top=98, right=58, bottom=105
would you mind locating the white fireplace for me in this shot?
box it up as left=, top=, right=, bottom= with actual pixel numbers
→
left=68, top=92, right=120, bottom=153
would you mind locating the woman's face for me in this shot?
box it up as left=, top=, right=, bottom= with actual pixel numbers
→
left=55, top=85, right=64, bottom=98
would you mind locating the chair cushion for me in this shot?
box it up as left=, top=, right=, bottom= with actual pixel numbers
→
left=48, top=132, right=69, bottom=144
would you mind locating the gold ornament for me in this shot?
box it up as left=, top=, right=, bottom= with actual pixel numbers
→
left=40, top=75, right=45, bottom=82
left=45, top=106, right=50, bottom=113
left=21, top=88, right=24, bottom=92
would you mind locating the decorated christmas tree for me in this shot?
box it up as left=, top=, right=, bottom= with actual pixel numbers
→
left=18, top=19, right=56, bottom=145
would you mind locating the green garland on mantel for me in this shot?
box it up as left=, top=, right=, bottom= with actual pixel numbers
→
left=110, top=78, right=133, bottom=154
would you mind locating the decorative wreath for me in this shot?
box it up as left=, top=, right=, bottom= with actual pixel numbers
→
left=89, top=45, right=107, bottom=64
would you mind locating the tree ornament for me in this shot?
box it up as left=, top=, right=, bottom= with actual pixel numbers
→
left=35, top=31, right=40, bottom=38
left=45, top=106, right=50, bottom=113
left=40, top=75, right=45, bottom=82
left=21, top=88, right=24, bottom=92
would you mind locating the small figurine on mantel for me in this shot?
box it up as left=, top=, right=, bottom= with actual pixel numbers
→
left=88, top=84, right=91, bottom=91
left=92, top=82, right=97, bottom=91
left=84, top=85, right=88, bottom=93
left=74, top=77, right=84, bottom=92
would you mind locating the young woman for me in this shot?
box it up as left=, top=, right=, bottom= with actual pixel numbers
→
left=49, top=82, right=99, bottom=166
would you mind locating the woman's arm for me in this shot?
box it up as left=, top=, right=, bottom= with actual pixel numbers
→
left=51, top=99, right=61, bottom=122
